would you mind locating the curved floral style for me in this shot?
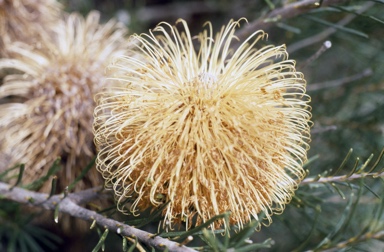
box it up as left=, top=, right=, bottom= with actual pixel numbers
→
left=0, top=11, right=130, bottom=196
left=94, top=19, right=312, bottom=230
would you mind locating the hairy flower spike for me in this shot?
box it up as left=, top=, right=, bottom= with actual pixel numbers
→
left=0, top=11, right=130, bottom=197
left=94, top=19, right=312, bottom=230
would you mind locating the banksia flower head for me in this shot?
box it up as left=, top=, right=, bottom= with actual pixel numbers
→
left=0, top=0, right=62, bottom=56
left=94, top=19, right=311, bottom=230
left=0, top=11, right=130, bottom=194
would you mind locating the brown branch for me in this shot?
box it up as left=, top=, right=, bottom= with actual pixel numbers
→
left=67, top=185, right=105, bottom=204
left=235, top=0, right=348, bottom=42
left=317, top=230, right=384, bottom=252
left=311, top=125, right=338, bottom=134
left=288, top=1, right=375, bottom=53
left=307, top=68, right=373, bottom=91
left=0, top=182, right=197, bottom=252
left=300, top=171, right=384, bottom=186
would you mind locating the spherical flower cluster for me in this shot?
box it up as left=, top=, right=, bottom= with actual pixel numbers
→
left=93, top=19, right=312, bottom=229
left=0, top=11, right=130, bottom=195
left=0, top=0, right=62, bottom=56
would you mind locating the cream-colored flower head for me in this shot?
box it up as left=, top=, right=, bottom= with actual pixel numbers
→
left=94, top=19, right=311, bottom=230
left=0, top=0, right=62, bottom=57
left=0, top=11, right=130, bottom=193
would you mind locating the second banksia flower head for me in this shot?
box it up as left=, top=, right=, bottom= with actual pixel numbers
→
left=94, top=19, right=312, bottom=229
left=0, top=11, right=129, bottom=194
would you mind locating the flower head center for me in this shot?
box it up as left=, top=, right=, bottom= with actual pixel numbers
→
left=198, top=72, right=218, bottom=89
left=183, top=72, right=219, bottom=105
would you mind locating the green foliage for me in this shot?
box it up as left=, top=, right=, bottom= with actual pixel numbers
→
left=268, top=149, right=384, bottom=251
left=23, top=158, right=62, bottom=191
left=92, top=229, right=109, bottom=252
left=0, top=160, right=64, bottom=252
left=67, top=157, right=96, bottom=191
left=0, top=201, right=61, bottom=252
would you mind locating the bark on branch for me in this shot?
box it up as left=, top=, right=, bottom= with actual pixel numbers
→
left=301, top=171, right=384, bottom=185
left=235, top=0, right=348, bottom=41
left=0, top=182, right=196, bottom=252
left=1, top=168, right=382, bottom=251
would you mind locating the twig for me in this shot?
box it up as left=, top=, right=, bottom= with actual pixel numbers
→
left=314, top=230, right=384, bottom=252
left=125, top=236, right=147, bottom=252
left=235, top=0, right=348, bottom=42
left=0, top=182, right=197, bottom=252
left=288, top=1, right=375, bottom=53
left=307, top=68, right=372, bottom=91
left=301, top=171, right=384, bottom=185
left=298, top=40, right=332, bottom=70
left=311, top=125, right=337, bottom=134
